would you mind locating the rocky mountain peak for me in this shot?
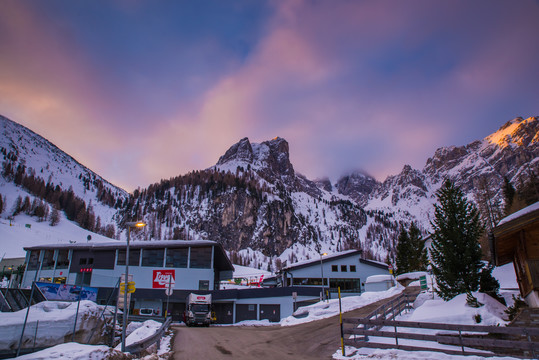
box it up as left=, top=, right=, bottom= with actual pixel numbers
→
left=486, top=116, right=539, bottom=149
left=259, top=137, right=294, bottom=179
left=217, top=137, right=254, bottom=165
left=335, top=170, right=379, bottom=207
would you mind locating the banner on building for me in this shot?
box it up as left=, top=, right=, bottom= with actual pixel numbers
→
left=36, top=282, right=98, bottom=301
left=153, top=269, right=175, bottom=289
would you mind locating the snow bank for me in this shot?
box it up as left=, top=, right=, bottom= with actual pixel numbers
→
left=13, top=343, right=121, bottom=360
left=114, top=319, right=162, bottom=350
left=281, top=286, right=403, bottom=326
left=334, top=347, right=522, bottom=360
left=408, top=292, right=508, bottom=326
left=0, top=300, right=107, bottom=351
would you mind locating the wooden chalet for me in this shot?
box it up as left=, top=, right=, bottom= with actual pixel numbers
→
left=492, top=201, right=539, bottom=307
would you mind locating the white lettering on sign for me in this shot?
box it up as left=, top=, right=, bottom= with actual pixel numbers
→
left=152, top=270, right=175, bottom=288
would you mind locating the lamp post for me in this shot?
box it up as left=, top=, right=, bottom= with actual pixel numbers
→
left=121, top=221, right=146, bottom=353
left=320, top=253, right=327, bottom=301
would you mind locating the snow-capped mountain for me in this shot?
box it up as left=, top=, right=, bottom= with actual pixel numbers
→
left=363, top=116, right=539, bottom=229
left=0, top=114, right=537, bottom=270
left=0, top=115, right=128, bottom=236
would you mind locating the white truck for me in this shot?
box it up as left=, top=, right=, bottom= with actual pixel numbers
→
left=184, top=293, right=213, bottom=326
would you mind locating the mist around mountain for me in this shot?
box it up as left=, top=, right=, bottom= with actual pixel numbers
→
left=1, top=115, right=538, bottom=271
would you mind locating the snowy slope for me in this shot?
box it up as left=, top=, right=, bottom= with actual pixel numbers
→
left=0, top=115, right=127, bottom=226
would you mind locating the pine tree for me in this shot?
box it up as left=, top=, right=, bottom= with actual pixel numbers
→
left=49, top=207, right=60, bottom=226
left=503, top=177, right=516, bottom=215
left=395, top=222, right=428, bottom=275
left=395, top=225, right=411, bottom=275
left=430, top=179, right=484, bottom=300
left=408, top=222, right=428, bottom=272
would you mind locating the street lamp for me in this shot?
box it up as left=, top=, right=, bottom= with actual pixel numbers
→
left=121, top=221, right=146, bottom=353
left=320, top=253, right=327, bottom=301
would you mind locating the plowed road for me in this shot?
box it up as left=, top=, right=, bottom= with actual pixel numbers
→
left=171, top=290, right=415, bottom=360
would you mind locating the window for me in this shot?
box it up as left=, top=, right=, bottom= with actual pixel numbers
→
left=76, top=272, right=92, bottom=287
left=56, top=250, right=69, bottom=269
left=190, top=247, right=212, bottom=269
left=331, top=265, right=338, bottom=272
left=141, top=248, right=164, bottom=267
left=79, top=258, right=87, bottom=265
left=27, top=250, right=40, bottom=270
left=54, top=277, right=66, bottom=284
left=341, top=265, right=347, bottom=272
left=350, top=265, right=356, bottom=272
left=38, top=277, right=52, bottom=283
left=292, top=277, right=327, bottom=286
left=199, top=280, right=210, bottom=290
left=330, top=278, right=360, bottom=293
left=42, top=250, right=55, bottom=269
left=117, top=249, right=140, bottom=266
left=166, top=248, right=188, bottom=268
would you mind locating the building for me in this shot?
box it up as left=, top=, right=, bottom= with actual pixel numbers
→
left=275, top=250, right=390, bottom=297
left=19, top=240, right=320, bottom=322
left=491, top=202, right=539, bottom=307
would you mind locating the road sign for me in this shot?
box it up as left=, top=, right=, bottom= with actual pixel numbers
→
left=164, top=275, right=175, bottom=296
left=419, top=275, right=428, bottom=290
left=388, top=264, right=394, bottom=275
left=119, top=281, right=136, bottom=294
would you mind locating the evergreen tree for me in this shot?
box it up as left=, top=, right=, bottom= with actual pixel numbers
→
left=49, top=207, right=60, bottom=226
left=408, top=222, right=428, bottom=272
left=395, top=222, right=428, bottom=275
left=395, top=225, right=411, bottom=275
left=430, top=179, right=484, bottom=300
left=503, top=177, right=516, bottom=215
left=0, top=193, right=4, bottom=215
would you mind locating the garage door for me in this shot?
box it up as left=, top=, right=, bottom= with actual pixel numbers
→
left=236, top=304, right=258, bottom=322
left=259, top=304, right=280, bottom=322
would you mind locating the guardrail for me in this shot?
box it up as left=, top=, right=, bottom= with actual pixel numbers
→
left=124, top=317, right=172, bottom=354
left=343, top=317, right=539, bottom=358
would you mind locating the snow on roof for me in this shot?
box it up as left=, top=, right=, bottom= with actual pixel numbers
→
left=497, top=201, right=539, bottom=226
left=232, top=264, right=271, bottom=278
left=23, top=239, right=218, bottom=250
left=281, top=249, right=360, bottom=271
left=396, top=271, right=428, bottom=281
left=365, top=274, right=394, bottom=283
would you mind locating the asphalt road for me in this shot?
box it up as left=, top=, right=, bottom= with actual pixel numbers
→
left=171, top=290, right=413, bottom=360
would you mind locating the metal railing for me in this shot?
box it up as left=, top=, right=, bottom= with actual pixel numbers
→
left=124, top=317, right=172, bottom=355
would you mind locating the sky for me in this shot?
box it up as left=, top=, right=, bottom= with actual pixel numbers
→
left=1, top=0, right=538, bottom=192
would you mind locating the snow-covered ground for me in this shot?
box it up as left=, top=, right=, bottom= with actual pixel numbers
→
left=4, top=262, right=525, bottom=359
left=0, top=300, right=110, bottom=357
left=0, top=212, right=119, bottom=260
left=333, top=265, right=525, bottom=360
left=8, top=318, right=171, bottom=360
left=334, top=291, right=519, bottom=360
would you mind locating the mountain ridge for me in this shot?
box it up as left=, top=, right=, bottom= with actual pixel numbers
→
left=1, top=114, right=538, bottom=269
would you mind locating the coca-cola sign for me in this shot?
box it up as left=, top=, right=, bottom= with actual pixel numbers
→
left=153, top=269, right=175, bottom=288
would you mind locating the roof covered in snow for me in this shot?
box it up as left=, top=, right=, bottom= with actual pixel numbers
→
left=280, top=250, right=364, bottom=272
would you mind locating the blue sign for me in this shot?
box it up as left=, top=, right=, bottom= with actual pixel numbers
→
left=36, top=282, right=98, bottom=302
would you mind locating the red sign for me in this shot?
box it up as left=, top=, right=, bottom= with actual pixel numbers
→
left=152, top=270, right=175, bottom=289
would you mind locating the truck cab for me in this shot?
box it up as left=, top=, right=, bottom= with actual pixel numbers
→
left=184, top=293, right=212, bottom=326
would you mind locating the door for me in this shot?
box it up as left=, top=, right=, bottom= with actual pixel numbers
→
left=213, top=302, right=234, bottom=324
left=236, top=304, right=257, bottom=322
left=259, top=304, right=280, bottom=322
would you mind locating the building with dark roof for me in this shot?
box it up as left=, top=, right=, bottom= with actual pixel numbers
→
left=272, top=250, right=390, bottom=297
left=491, top=202, right=539, bottom=308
